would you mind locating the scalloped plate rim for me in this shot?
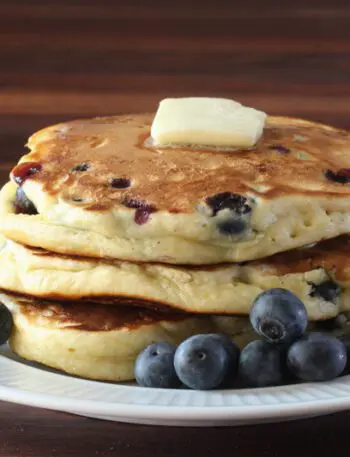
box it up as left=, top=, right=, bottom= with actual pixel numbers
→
left=1, top=346, right=350, bottom=425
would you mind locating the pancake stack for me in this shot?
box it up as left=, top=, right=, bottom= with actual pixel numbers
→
left=1, top=111, right=350, bottom=381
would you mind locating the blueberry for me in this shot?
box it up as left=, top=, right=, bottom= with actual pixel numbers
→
left=72, top=163, right=90, bottom=172
left=214, top=334, right=240, bottom=365
left=122, top=196, right=157, bottom=225
left=174, top=334, right=232, bottom=390
left=332, top=313, right=349, bottom=329
left=238, top=340, right=285, bottom=387
left=339, top=335, right=350, bottom=374
left=211, top=334, right=240, bottom=385
left=110, top=178, right=131, bottom=189
left=250, top=288, right=308, bottom=344
left=269, top=144, right=290, bottom=154
left=315, top=313, right=349, bottom=331
left=287, top=333, right=347, bottom=382
left=0, top=304, right=13, bottom=345
left=122, top=196, right=153, bottom=210
left=15, top=187, right=38, bottom=215
left=217, top=219, right=246, bottom=235
left=134, top=342, right=180, bottom=388
left=206, top=192, right=251, bottom=217
left=134, top=208, right=155, bottom=225
left=325, top=168, right=350, bottom=184
left=11, top=162, right=42, bottom=186
left=309, top=281, right=340, bottom=303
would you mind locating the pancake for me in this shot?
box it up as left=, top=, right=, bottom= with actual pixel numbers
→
left=1, top=292, right=256, bottom=381
left=1, top=236, right=350, bottom=320
left=1, top=115, right=350, bottom=264
left=3, top=292, right=350, bottom=382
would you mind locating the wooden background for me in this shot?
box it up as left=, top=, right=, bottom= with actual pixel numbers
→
left=2, top=0, right=350, bottom=166
left=2, top=1, right=350, bottom=456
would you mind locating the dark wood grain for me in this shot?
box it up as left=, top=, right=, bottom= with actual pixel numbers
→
left=2, top=1, right=350, bottom=456
left=2, top=0, right=350, bottom=163
left=1, top=401, right=350, bottom=457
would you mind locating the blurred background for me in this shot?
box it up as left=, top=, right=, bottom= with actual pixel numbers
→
left=1, top=0, right=350, bottom=175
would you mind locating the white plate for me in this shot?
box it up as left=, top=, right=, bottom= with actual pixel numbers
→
left=1, top=344, right=350, bottom=426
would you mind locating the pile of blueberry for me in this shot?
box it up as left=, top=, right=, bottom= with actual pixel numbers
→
left=135, top=288, right=349, bottom=390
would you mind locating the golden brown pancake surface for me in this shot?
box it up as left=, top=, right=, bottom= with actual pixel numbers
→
left=14, top=297, right=187, bottom=331
left=14, top=115, right=350, bottom=212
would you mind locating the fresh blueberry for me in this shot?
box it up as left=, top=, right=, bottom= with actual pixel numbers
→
left=238, top=340, right=285, bottom=387
left=250, top=288, right=308, bottom=344
left=315, top=313, right=349, bottom=331
left=287, top=332, right=347, bottom=382
left=15, top=187, right=37, bottom=215
left=211, top=334, right=240, bottom=385
left=339, top=335, right=350, bottom=374
left=174, top=334, right=232, bottom=390
left=134, top=342, right=180, bottom=388
left=214, top=334, right=240, bottom=364
left=0, top=304, right=13, bottom=345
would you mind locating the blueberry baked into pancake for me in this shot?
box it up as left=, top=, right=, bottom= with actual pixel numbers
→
left=0, top=97, right=350, bottom=388
left=2, top=99, right=350, bottom=264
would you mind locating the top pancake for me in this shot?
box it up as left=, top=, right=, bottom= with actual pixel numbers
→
left=23, top=113, right=350, bottom=209
left=2, top=114, right=350, bottom=264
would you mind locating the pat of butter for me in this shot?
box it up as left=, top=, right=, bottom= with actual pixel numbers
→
left=151, top=97, right=267, bottom=149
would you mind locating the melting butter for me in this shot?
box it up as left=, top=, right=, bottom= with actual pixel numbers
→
left=151, top=97, right=267, bottom=149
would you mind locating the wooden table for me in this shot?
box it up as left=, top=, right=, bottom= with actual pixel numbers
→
left=1, top=1, right=350, bottom=455
left=0, top=401, right=350, bottom=457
